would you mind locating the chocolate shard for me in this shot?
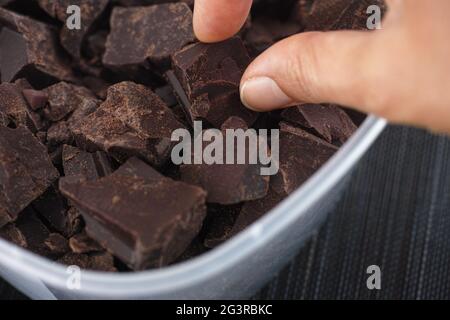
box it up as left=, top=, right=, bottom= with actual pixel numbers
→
left=0, top=82, right=45, bottom=132
left=230, top=188, right=285, bottom=236
left=44, top=233, right=70, bottom=257
left=0, top=110, right=8, bottom=126
left=281, top=104, right=357, bottom=145
left=189, top=90, right=258, bottom=128
left=58, top=251, right=117, bottom=272
left=22, top=89, right=48, bottom=111
left=62, top=145, right=102, bottom=182
left=37, top=0, right=109, bottom=59
left=172, top=37, right=251, bottom=101
left=0, top=126, right=58, bottom=227
left=272, top=122, right=338, bottom=195
left=43, top=82, right=98, bottom=122
left=203, top=204, right=242, bottom=249
left=301, top=0, right=386, bottom=31
left=0, top=8, right=74, bottom=85
left=180, top=129, right=270, bottom=205
left=0, top=223, right=27, bottom=248
left=103, top=3, right=194, bottom=69
left=32, top=187, right=81, bottom=237
left=69, top=230, right=103, bottom=254
left=59, top=157, right=207, bottom=270
left=72, top=81, right=185, bottom=167
left=47, top=122, right=74, bottom=148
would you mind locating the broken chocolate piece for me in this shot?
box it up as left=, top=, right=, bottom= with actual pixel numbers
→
left=47, top=122, right=73, bottom=148
left=0, top=82, right=44, bottom=132
left=60, top=157, right=207, bottom=270
left=0, top=126, right=58, bottom=227
left=281, top=104, right=357, bottom=144
left=22, top=89, right=48, bottom=111
left=72, top=81, right=185, bottom=167
left=272, top=122, right=338, bottom=195
left=32, top=187, right=80, bottom=237
left=69, top=230, right=103, bottom=254
left=172, top=37, right=251, bottom=101
left=0, top=8, right=74, bottom=85
left=43, top=82, right=97, bottom=122
left=37, top=0, right=109, bottom=59
left=103, top=3, right=194, bottom=68
left=44, top=233, right=70, bottom=257
left=0, top=223, right=27, bottom=248
left=0, top=110, right=8, bottom=126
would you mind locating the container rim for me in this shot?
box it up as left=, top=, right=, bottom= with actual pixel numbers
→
left=0, top=116, right=387, bottom=296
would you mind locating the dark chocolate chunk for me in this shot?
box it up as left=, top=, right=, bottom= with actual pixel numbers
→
left=0, top=8, right=74, bottom=85
left=203, top=204, right=242, bottom=249
left=43, top=82, right=98, bottom=122
left=272, top=122, right=338, bottom=195
left=155, top=85, right=178, bottom=108
left=0, top=126, right=58, bottom=227
left=180, top=129, right=270, bottom=205
left=72, top=81, right=185, bottom=167
left=172, top=37, right=251, bottom=101
left=69, top=231, right=103, bottom=254
left=44, top=233, right=70, bottom=257
left=32, top=187, right=81, bottom=237
left=47, top=122, right=74, bottom=148
left=22, top=89, right=48, bottom=111
left=103, top=3, right=194, bottom=68
left=300, top=0, right=386, bottom=31
left=37, top=0, right=109, bottom=59
left=281, top=104, right=357, bottom=144
left=58, top=251, right=117, bottom=272
left=0, top=110, right=8, bottom=126
left=59, top=157, right=207, bottom=270
left=0, top=82, right=44, bottom=132
left=221, top=116, right=249, bottom=131
left=0, top=223, right=27, bottom=248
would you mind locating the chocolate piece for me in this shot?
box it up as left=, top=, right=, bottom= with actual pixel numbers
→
left=203, top=204, right=242, bottom=249
left=37, top=0, right=109, bottom=59
left=231, top=188, right=285, bottom=235
left=221, top=117, right=249, bottom=131
left=22, top=89, right=48, bottom=111
left=301, top=0, right=386, bottom=31
left=172, top=37, right=251, bottom=101
left=0, top=8, right=74, bottom=85
left=58, top=251, right=117, bottom=272
left=0, top=83, right=44, bottom=132
left=155, top=85, right=178, bottom=108
left=272, top=122, right=338, bottom=195
left=32, top=187, right=80, bottom=237
left=44, top=233, right=70, bottom=257
left=180, top=129, right=270, bottom=205
left=47, top=122, right=73, bottom=148
left=60, top=157, right=207, bottom=270
left=103, top=3, right=194, bottom=69
left=281, top=104, right=357, bottom=144
left=69, top=231, right=103, bottom=254
left=0, top=126, right=58, bottom=227
left=62, top=145, right=112, bottom=182
left=0, top=223, right=27, bottom=248
left=72, top=82, right=185, bottom=167
left=43, top=82, right=97, bottom=122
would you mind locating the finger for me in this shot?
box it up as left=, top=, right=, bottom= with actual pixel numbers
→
left=193, top=0, right=252, bottom=43
left=239, top=30, right=384, bottom=114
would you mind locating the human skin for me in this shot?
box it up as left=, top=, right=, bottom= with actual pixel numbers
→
left=193, top=0, right=450, bottom=133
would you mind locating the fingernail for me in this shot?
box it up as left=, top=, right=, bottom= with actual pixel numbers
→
left=240, top=77, right=294, bottom=111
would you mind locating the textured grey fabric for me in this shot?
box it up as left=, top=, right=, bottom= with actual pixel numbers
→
left=1, top=125, right=450, bottom=300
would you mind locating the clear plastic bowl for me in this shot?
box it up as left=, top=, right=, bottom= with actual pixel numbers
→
left=0, top=116, right=386, bottom=300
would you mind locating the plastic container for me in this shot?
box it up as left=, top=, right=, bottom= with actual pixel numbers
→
left=0, top=116, right=386, bottom=300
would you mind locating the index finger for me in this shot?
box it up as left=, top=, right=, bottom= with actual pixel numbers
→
left=194, top=0, right=253, bottom=43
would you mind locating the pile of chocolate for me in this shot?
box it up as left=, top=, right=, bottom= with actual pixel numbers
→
left=0, top=0, right=384, bottom=272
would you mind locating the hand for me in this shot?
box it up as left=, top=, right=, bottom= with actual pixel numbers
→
left=194, top=0, right=450, bottom=133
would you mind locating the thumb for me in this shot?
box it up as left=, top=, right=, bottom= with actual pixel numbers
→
left=240, top=31, right=381, bottom=113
